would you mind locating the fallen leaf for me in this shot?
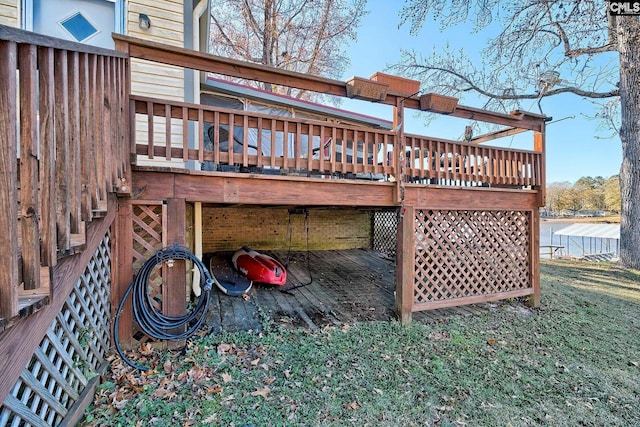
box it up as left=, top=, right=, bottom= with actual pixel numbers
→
left=221, top=373, right=232, bottom=383
left=111, top=398, right=129, bottom=410
left=139, top=343, right=154, bottom=356
left=346, top=401, right=359, bottom=410
left=487, top=339, right=496, bottom=345
left=264, top=376, right=276, bottom=385
left=429, top=331, right=450, bottom=341
left=206, top=384, right=223, bottom=394
left=163, top=360, right=172, bottom=374
left=203, top=414, right=217, bottom=423
left=217, top=343, right=233, bottom=354
left=284, top=370, right=291, bottom=379
left=153, top=388, right=167, bottom=399
left=250, top=387, right=270, bottom=398
left=251, top=358, right=261, bottom=366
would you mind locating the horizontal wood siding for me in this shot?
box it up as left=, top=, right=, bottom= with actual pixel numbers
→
left=126, top=1, right=183, bottom=96
left=0, top=1, right=18, bottom=27
left=127, top=0, right=184, bottom=168
left=202, top=207, right=372, bottom=252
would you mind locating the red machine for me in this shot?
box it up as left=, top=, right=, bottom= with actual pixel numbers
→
left=232, top=246, right=287, bottom=286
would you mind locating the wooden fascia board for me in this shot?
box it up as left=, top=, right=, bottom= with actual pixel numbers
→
left=130, top=169, right=397, bottom=207
left=403, top=186, right=539, bottom=210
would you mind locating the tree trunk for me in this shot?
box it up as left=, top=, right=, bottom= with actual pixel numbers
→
left=617, top=16, right=640, bottom=270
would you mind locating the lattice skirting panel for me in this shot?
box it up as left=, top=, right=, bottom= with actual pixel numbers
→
left=131, top=204, right=164, bottom=344
left=373, top=209, right=399, bottom=258
left=413, top=209, right=532, bottom=310
left=0, top=233, right=111, bottom=427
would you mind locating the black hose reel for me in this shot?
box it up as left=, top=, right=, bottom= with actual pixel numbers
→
left=113, top=245, right=214, bottom=371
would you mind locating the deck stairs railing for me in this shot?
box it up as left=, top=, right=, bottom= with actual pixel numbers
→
left=0, top=25, right=130, bottom=324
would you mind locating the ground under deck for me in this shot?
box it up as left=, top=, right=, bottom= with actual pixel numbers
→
left=204, top=249, right=508, bottom=332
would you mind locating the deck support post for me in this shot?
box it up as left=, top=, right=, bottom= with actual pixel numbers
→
left=164, top=198, right=187, bottom=320
left=527, top=210, right=541, bottom=307
left=534, top=129, right=546, bottom=205
left=112, top=202, right=134, bottom=348
left=393, top=98, right=405, bottom=204
left=395, top=206, right=415, bottom=323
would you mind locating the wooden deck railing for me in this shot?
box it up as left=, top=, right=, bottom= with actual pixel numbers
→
left=404, top=134, right=542, bottom=187
left=131, top=95, right=543, bottom=187
left=131, top=95, right=397, bottom=177
left=0, top=25, right=130, bottom=320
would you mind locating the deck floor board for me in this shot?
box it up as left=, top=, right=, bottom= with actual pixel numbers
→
left=204, top=249, right=496, bottom=332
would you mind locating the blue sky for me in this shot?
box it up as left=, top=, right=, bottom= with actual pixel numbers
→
left=339, top=1, right=623, bottom=184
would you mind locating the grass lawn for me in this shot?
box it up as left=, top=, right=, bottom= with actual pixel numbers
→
left=82, top=260, right=640, bottom=426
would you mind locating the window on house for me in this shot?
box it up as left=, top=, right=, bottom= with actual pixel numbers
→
left=59, top=12, right=99, bottom=42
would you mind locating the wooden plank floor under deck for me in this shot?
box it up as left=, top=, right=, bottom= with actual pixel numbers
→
left=204, top=249, right=513, bottom=332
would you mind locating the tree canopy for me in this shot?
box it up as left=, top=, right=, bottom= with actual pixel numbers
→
left=209, top=0, right=367, bottom=100
left=546, top=175, right=620, bottom=214
left=394, top=1, right=619, bottom=116
left=394, top=0, right=640, bottom=269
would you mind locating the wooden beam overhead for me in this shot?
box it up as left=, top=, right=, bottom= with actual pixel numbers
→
left=112, top=34, right=549, bottom=131
left=471, top=126, right=528, bottom=144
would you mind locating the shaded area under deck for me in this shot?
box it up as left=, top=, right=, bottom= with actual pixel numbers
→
left=205, top=249, right=500, bottom=333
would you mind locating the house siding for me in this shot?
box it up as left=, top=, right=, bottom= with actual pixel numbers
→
left=0, top=0, right=18, bottom=27
left=127, top=0, right=185, bottom=167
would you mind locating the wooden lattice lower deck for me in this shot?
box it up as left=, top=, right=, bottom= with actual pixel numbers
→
left=413, top=209, right=533, bottom=309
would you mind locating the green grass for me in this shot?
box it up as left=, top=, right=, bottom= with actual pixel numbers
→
left=82, top=260, right=640, bottom=426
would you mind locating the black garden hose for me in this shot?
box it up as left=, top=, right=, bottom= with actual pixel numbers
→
left=114, top=245, right=214, bottom=371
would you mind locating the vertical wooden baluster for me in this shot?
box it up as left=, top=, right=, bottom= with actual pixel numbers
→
left=103, top=56, right=113, bottom=193
left=78, top=53, right=92, bottom=221
left=228, top=113, right=235, bottom=167
left=67, top=50, right=81, bottom=234
left=269, top=118, right=276, bottom=168
left=257, top=117, right=263, bottom=168
left=96, top=55, right=105, bottom=201
left=18, top=44, right=40, bottom=291
left=54, top=49, right=70, bottom=251
left=0, top=40, right=19, bottom=318
left=282, top=120, right=288, bottom=171
left=88, top=54, right=99, bottom=210
left=165, top=103, right=172, bottom=161
left=243, top=114, right=249, bottom=167
left=363, top=131, right=370, bottom=174
left=38, top=46, right=57, bottom=267
left=182, top=106, right=189, bottom=162
left=307, top=123, right=313, bottom=172
left=214, top=111, right=220, bottom=165
left=319, top=126, right=326, bottom=173
left=330, top=127, right=337, bottom=174
left=147, top=100, right=154, bottom=159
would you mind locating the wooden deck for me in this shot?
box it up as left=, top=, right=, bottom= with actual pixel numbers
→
left=205, top=249, right=496, bottom=333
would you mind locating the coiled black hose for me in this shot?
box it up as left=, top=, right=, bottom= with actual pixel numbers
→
left=114, top=245, right=214, bottom=371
